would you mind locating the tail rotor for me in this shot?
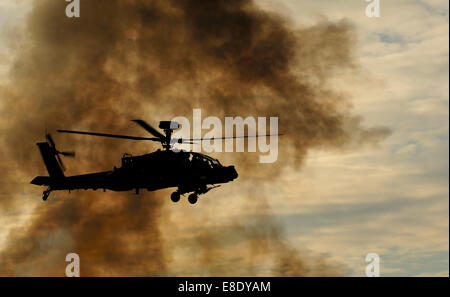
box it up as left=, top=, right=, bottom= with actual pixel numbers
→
left=46, top=133, right=75, bottom=171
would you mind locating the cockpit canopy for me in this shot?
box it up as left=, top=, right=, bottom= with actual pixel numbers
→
left=189, top=152, right=222, bottom=168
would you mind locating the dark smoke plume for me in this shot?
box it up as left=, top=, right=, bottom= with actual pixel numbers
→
left=0, top=0, right=389, bottom=276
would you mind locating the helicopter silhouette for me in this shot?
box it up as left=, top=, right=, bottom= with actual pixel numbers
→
left=31, top=120, right=278, bottom=204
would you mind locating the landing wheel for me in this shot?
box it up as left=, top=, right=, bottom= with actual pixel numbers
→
left=170, top=192, right=181, bottom=203
left=188, top=193, right=198, bottom=204
left=42, top=192, right=50, bottom=201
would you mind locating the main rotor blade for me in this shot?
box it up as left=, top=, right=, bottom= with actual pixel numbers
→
left=175, top=140, right=198, bottom=144
left=187, top=134, right=283, bottom=141
left=57, top=129, right=161, bottom=141
left=132, top=120, right=165, bottom=140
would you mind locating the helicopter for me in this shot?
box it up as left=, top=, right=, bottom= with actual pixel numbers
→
left=31, top=120, right=277, bottom=204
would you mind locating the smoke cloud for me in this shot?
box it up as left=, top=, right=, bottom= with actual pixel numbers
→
left=0, top=0, right=389, bottom=276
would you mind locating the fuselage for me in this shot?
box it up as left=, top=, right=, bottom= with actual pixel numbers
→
left=31, top=149, right=238, bottom=194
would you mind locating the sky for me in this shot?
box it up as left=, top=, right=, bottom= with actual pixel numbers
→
left=256, top=0, right=449, bottom=276
left=0, top=0, right=448, bottom=276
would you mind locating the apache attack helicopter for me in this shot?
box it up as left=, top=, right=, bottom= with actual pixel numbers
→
left=31, top=120, right=274, bottom=204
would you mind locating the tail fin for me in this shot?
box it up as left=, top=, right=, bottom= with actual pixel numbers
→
left=36, top=142, right=65, bottom=177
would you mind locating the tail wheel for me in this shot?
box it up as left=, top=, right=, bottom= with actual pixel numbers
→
left=42, top=191, right=50, bottom=201
left=170, top=192, right=181, bottom=203
left=188, top=193, right=198, bottom=204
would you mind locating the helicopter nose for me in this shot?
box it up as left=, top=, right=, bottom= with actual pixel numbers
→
left=227, top=165, right=238, bottom=180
